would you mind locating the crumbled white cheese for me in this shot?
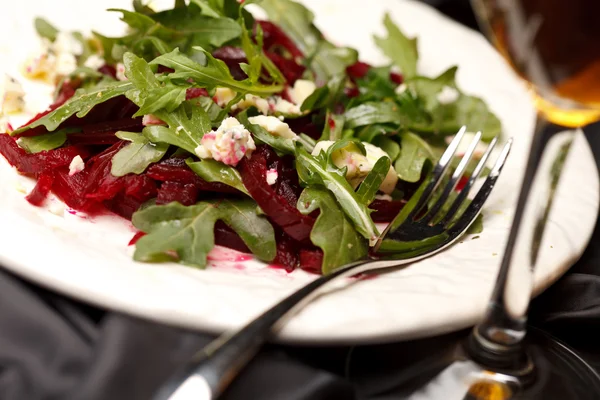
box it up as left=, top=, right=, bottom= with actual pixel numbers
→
left=21, top=39, right=56, bottom=80
left=234, top=94, right=270, bottom=115
left=53, top=32, right=83, bottom=56
left=84, top=54, right=105, bottom=70
left=0, top=117, right=13, bottom=134
left=266, top=168, right=278, bottom=185
left=142, top=114, right=165, bottom=126
left=54, top=53, right=78, bottom=77
left=311, top=140, right=398, bottom=194
left=0, top=75, right=26, bottom=115
left=68, top=155, right=85, bottom=176
left=116, top=63, right=127, bottom=81
left=288, top=79, right=316, bottom=106
left=374, top=193, right=393, bottom=202
left=436, top=86, right=459, bottom=104
left=247, top=115, right=298, bottom=140
left=271, top=97, right=301, bottom=115
left=194, top=117, right=256, bottom=166
left=395, top=83, right=408, bottom=95
left=213, top=87, right=236, bottom=107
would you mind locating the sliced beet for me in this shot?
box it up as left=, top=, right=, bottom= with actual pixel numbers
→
left=147, top=157, right=240, bottom=194
left=25, top=172, right=55, bottom=206
left=98, top=65, right=117, bottom=79
left=264, top=51, right=305, bottom=84
left=299, top=249, right=323, bottom=274
left=104, top=191, right=146, bottom=219
left=213, top=46, right=248, bottom=81
left=258, top=21, right=303, bottom=60
left=185, top=88, right=209, bottom=100
left=239, top=146, right=314, bottom=243
left=156, top=181, right=199, bottom=206
left=128, top=231, right=146, bottom=246
left=271, top=231, right=301, bottom=272
left=124, top=175, right=158, bottom=202
left=81, top=117, right=144, bottom=135
left=285, top=114, right=322, bottom=140
left=370, top=199, right=406, bottom=222
left=52, top=167, right=95, bottom=211
left=214, top=221, right=251, bottom=254
left=84, top=141, right=126, bottom=201
left=346, top=61, right=371, bottom=80
left=68, top=131, right=121, bottom=145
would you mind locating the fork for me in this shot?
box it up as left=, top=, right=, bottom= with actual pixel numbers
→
left=154, top=127, right=513, bottom=400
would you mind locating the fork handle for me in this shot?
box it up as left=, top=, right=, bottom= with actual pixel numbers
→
left=153, top=260, right=369, bottom=400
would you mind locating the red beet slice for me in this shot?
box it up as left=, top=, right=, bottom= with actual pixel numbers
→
left=98, top=65, right=117, bottom=79
left=147, top=157, right=241, bottom=194
left=81, top=117, right=144, bottom=135
left=299, top=249, right=323, bottom=274
left=84, top=142, right=126, bottom=201
left=258, top=21, right=304, bottom=60
left=128, top=231, right=146, bottom=246
left=25, top=172, right=55, bottom=206
left=264, top=51, right=305, bottom=84
left=124, top=175, right=157, bottom=202
left=156, top=181, right=199, bottom=206
left=271, top=231, right=301, bottom=272
left=214, top=221, right=251, bottom=254
left=346, top=61, right=371, bottom=80
left=213, top=46, right=249, bottom=81
left=52, top=167, right=96, bottom=211
left=104, top=191, right=146, bottom=219
left=68, top=131, right=122, bottom=145
left=370, top=199, right=406, bottom=222
left=239, top=146, right=314, bottom=243
left=186, top=88, right=209, bottom=100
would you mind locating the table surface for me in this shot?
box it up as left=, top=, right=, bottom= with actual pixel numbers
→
left=1, top=1, right=600, bottom=399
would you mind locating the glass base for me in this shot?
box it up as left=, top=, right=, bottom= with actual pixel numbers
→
left=405, top=327, right=600, bottom=400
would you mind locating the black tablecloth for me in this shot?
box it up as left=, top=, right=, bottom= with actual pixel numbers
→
left=2, top=2, right=600, bottom=399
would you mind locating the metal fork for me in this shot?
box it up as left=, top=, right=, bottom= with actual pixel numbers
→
left=154, top=128, right=513, bottom=400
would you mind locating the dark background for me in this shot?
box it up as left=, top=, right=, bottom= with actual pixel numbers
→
left=1, top=1, right=600, bottom=399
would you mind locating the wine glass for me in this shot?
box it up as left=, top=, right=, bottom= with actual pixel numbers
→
left=407, top=0, right=600, bottom=398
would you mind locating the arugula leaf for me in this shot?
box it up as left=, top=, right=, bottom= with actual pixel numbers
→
left=320, top=113, right=345, bottom=141
left=150, top=48, right=283, bottom=95
left=12, top=80, right=134, bottom=135
left=354, top=123, right=396, bottom=143
left=239, top=18, right=285, bottom=84
left=143, top=103, right=211, bottom=154
left=190, top=0, right=222, bottom=18
left=132, top=199, right=276, bottom=267
left=110, top=131, right=168, bottom=177
left=298, top=188, right=368, bottom=274
left=122, top=52, right=190, bottom=117
left=133, top=0, right=155, bottom=15
left=186, top=158, right=249, bottom=195
left=151, top=4, right=242, bottom=49
left=410, top=66, right=457, bottom=110
left=34, top=18, right=59, bottom=42
left=295, top=147, right=379, bottom=245
left=394, top=131, right=435, bottom=183
left=344, top=101, right=407, bottom=129
left=431, top=94, right=501, bottom=140
left=372, top=135, right=400, bottom=161
left=374, top=13, right=418, bottom=78
left=352, top=66, right=398, bottom=104
left=236, top=111, right=295, bottom=154
left=356, top=157, right=390, bottom=204
left=301, top=74, right=346, bottom=112
left=17, top=129, right=70, bottom=153
left=260, top=0, right=357, bottom=83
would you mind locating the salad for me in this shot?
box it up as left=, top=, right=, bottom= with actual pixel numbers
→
left=0, top=0, right=500, bottom=274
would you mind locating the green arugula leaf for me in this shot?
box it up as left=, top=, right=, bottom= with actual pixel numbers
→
left=344, top=101, right=407, bottom=129
left=186, top=158, right=249, bottom=195
left=133, top=0, right=155, bottom=15
left=431, top=94, right=501, bottom=140
left=123, top=52, right=190, bottom=117
left=150, top=48, right=283, bottom=95
left=260, top=0, right=357, bottom=83
left=374, top=13, right=418, bottom=78
left=394, top=131, right=435, bottom=183
left=237, top=111, right=296, bottom=154
left=12, top=80, right=134, bottom=135
left=295, top=147, right=379, bottom=245
left=298, top=188, right=367, bottom=274
left=132, top=199, right=276, bottom=267
left=320, top=113, right=345, bottom=141
left=190, top=0, right=222, bottom=18
left=110, top=131, right=168, bottom=177
left=151, top=4, right=242, bottom=49
left=34, top=18, right=59, bottom=42
left=351, top=66, right=398, bottom=104
left=409, top=66, right=457, bottom=110
left=17, top=129, right=71, bottom=153
left=239, top=18, right=285, bottom=84
left=131, top=36, right=173, bottom=58
left=143, top=102, right=211, bottom=154
left=356, top=157, right=390, bottom=204
left=301, top=74, right=346, bottom=112
left=371, top=135, right=400, bottom=161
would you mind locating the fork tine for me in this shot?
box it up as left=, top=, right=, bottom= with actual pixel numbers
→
left=439, top=135, right=499, bottom=226
left=420, top=131, right=482, bottom=224
left=444, top=138, right=513, bottom=231
left=407, top=126, right=467, bottom=219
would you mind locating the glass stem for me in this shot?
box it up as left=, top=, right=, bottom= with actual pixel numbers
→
left=469, top=115, right=576, bottom=369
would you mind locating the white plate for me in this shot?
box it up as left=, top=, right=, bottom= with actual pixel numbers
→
left=0, top=0, right=598, bottom=344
